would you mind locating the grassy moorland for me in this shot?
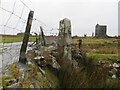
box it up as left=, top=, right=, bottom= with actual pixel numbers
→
left=1, top=35, right=118, bottom=62
left=1, top=36, right=120, bottom=88
left=72, top=37, right=118, bottom=62
left=58, top=37, right=120, bottom=88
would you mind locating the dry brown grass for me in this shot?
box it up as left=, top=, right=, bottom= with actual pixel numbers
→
left=58, top=55, right=112, bottom=88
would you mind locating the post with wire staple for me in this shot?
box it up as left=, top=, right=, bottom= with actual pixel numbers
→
left=19, top=10, right=34, bottom=64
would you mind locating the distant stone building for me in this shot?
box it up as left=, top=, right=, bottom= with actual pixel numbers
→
left=95, top=24, right=108, bottom=37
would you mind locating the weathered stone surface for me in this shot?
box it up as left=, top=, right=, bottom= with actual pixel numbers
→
left=51, top=55, right=61, bottom=69
left=58, top=18, right=72, bottom=61
left=95, top=24, right=108, bottom=37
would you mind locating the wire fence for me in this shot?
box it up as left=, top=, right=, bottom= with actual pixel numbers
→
left=0, top=0, right=59, bottom=69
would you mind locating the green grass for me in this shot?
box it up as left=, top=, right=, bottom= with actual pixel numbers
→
left=73, top=37, right=117, bottom=46
left=87, top=53, right=118, bottom=62
left=2, top=75, right=14, bottom=87
left=33, top=67, right=60, bottom=88
left=82, top=37, right=117, bottom=45
left=106, top=78, right=120, bottom=88
left=2, top=36, right=23, bottom=43
left=0, top=77, right=2, bottom=87
left=45, top=68, right=60, bottom=88
left=2, top=36, right=36, bottom=43
left=72, top=37, right=118, bottom=62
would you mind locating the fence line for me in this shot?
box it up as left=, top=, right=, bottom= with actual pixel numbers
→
left=0, top=0, right=59, bottom=68
left=1, top=0, right=30, bottom=68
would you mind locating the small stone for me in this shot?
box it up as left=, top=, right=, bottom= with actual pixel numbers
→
left=39, top=67, right=45, bottom=75
left=34, top=56, right=44, bottom=60
left=113, top=63, right=119, bottom=68
left=112, top=75, right=116, bottom=78
left=30, top=84, right=34, bottom=88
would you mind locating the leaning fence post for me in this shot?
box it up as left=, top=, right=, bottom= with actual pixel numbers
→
left=40, top=26, right=46, bottom=46
left=19, top=11, right=34, bottom=64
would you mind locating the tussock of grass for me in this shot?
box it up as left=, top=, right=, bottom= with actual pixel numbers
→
left=2, top=76, right=14, bottom=87
left=105, top=78, right=120, bottom=88
left=32, top=67, right=60, bottom=88
left=45, top=68, right=60, bottom=88
left=8, top=64, right=21, bottom=80
left=22, top=72, right=31, bottom=88
left=27, top=64, right=60, bottom=88
left=58, top=54, right=120, bottom=88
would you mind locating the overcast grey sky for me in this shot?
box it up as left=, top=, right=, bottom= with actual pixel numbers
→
left=0, top=0, right=119, bottom=36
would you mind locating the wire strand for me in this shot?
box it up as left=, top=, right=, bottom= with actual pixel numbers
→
left=4, top=0, right=17, bottom=26
left=0, top=25, right=23, bottom=31
left=19, top=0, right=31, bottom=10
left=0, top=7, right=26, bottom=22
left=14, top=5, right=25, bottom=29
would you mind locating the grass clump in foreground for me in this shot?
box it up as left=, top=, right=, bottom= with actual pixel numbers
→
left=58, top=54, right=120, bottom=88
left=2, top=76, right=14, bottom=88
left=2, top=63, right=60, bottom=88
left=31, top=67, right=60, bottom=88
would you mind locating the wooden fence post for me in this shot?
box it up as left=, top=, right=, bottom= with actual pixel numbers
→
left=19, top=11, right=34, bottom=64
left=40, top=26, right=46, bottom=46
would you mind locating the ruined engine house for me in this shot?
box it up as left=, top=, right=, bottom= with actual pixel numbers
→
left=95, top=24, right=108, bottom=37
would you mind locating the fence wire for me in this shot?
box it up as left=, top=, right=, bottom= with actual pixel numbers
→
left=0, top=0, right=30, bottom=68
left=0, top=0, right=59, bottom=69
